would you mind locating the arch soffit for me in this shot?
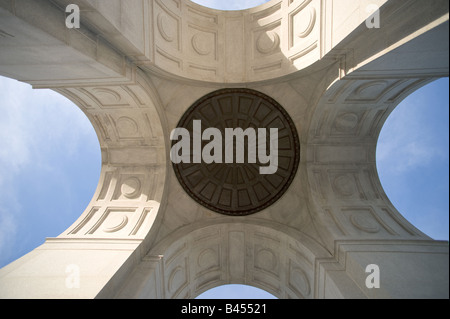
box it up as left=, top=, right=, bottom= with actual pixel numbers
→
left=51, top=69, right=171, bottom=243
left=133, top=218, right=333, bottom=299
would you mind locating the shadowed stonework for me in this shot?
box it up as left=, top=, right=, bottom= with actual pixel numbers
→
left=172, top=88, right=300, bottom=216
left=0, top=0, right=448, bottom=299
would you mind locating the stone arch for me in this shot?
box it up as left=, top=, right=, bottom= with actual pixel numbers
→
left=53, top=69, right=170, bottom=246
left=301, top=11, right=450, bottom=252
left=304, top=74, right=437, bottom=251
left=114, top=218, right=332, bottom=299
left=0, top=0, right=448, bottom=299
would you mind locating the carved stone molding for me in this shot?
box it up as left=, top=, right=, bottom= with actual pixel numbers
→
left=115, top=220, right=328, bottom=299
left=0, top=0, right=448, bottom=300
left=172, top=88, right=300, bottom=216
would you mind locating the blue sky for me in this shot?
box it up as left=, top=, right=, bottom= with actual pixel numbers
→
left=0, top=78, right=447, bottom=300
left=0, top=76, right=101, bottom=267
left=377, top=79, right=449, bottom=240
left=0, top=0, right=448, bottom=299
left=190, top=0, right=269, bottom=10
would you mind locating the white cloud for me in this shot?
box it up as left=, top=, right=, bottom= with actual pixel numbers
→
left=0, top=208, right=18, bottom=266
left=0, top=76, right=99, bottom=267
left=376, top=78, right=449, bottom=240
left=377, top=92, right=448, bottom=175
left=0, top=77, right=97, bottom=168
left=0, top=79, right=32, bottom=171
left=0, top=78, right=31, bottom=265
left=377, top=138, right=438, bottom=175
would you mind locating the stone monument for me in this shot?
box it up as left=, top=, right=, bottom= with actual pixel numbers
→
left=0, top=0, right=448, bottom=298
